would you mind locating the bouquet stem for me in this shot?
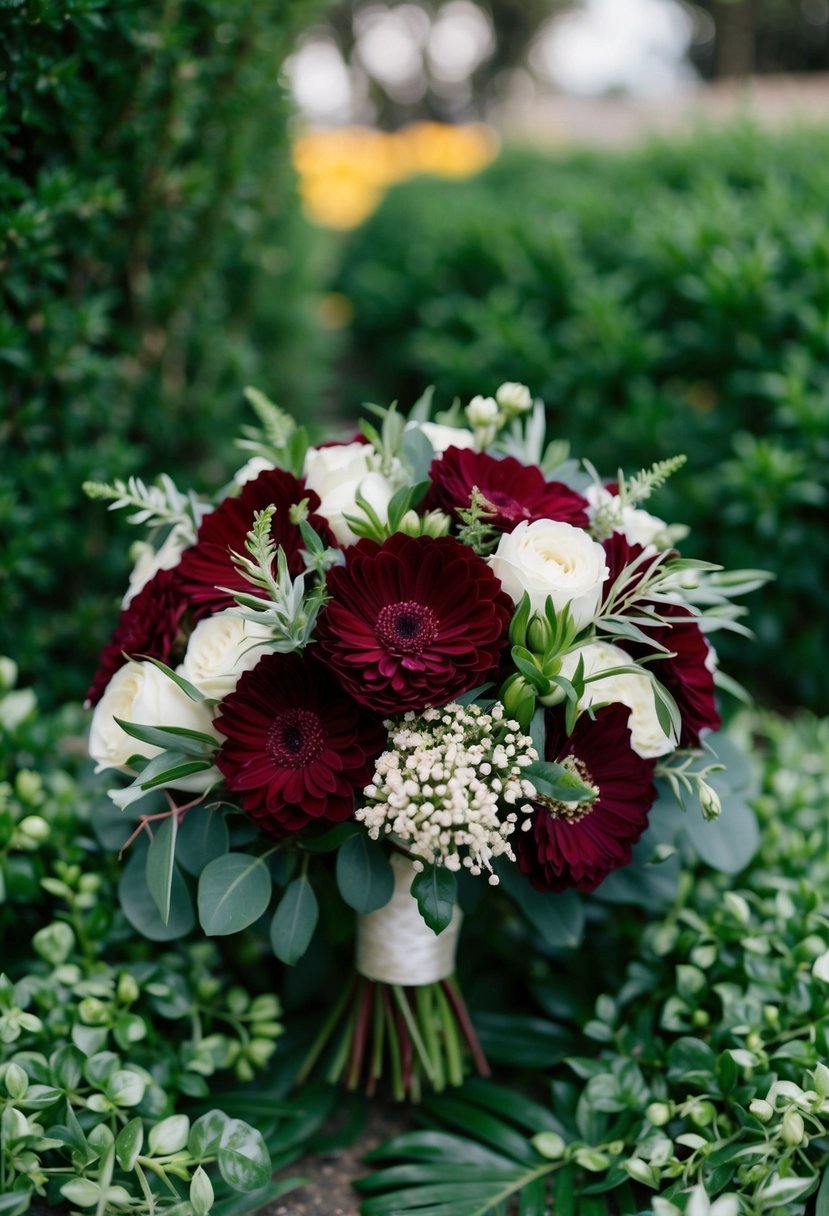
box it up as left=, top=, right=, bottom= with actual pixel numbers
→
left=297, top=856, right=490, bottom=1100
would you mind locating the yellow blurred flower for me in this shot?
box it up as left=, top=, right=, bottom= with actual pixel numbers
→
left=293, top=122, right=498, bottom=230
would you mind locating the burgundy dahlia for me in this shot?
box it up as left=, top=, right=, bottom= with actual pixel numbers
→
left=425, top=447, right=589, bottom=533
left=86, top=569, right=188, bottom=707
left=515, top=703, right=657, bottom=893
left=629, top=602, right=721, bottom=748
left=214, top=652, right=385, bottom=832
left=178, top=469, right=334, bottom=613
left=316, top=532, right=512, bottom=714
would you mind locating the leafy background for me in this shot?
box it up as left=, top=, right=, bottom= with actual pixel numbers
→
left=4, top=1, right=829, bottom=1213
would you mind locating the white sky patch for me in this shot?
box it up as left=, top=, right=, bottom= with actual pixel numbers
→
left=531, top=0, right=695, bottom=97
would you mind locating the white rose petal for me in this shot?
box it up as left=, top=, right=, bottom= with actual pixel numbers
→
left=234, top=456, right=274, bottom=487
left=488, top=519, right=609, bottom=632
left=561, top=642, right=675, bottom=758
left=89, top=661, right=220, bottom=791
left=178, top=610, right=272, bottom=701
left=408, top=420, right=475, bottom=454
left=123, top=528, right=188, bottom=608
left=303, top=442, right=404, bottom=545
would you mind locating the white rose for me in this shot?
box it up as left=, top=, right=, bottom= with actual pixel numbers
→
left=489, top=519, right=609, bottom=631
left=406, top=420, right=475, bottom=454
left=123, top=528, right=188, bottom=608
left=495, top=382, right=533, bottom=414
left=89, top=661, right=220, bottom=791
left=561, top=642, right=675, bottom=758
left=585, top=484, right=668, bottom=549
left=234, top=456, right=274, bottom=487
left=178, top=610, right=272, bottom=701
left=303, top=442, right=404, bottom=545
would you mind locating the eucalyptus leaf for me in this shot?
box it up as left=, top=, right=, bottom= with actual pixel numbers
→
left=146, top=814, right=177, bottom=924
left=335, top=834, right=394, bottom=913
left=410, top=864, right=456, bottom=935
left=198, top=853, right=272, bottom=936
left=270, top=877, right=318, bottom=966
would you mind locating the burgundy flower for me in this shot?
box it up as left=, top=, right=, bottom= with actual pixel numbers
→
left=629, top=603, right=721, bottom=748
left=515, top=704, right=657, bottom=893
left=86, top=569, right=188, bottom=706
left=214, top=652, right=385, bottom=832
left=178, top=469, right=334, bottom=613
left=316, top=532, right=512, bottom=714
left=426, top=448, right=589, bottom=533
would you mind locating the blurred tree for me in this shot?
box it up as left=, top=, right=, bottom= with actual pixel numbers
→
left=302, top=0, right=577, bottom=127
left=687, top=0, right=829, bottom=77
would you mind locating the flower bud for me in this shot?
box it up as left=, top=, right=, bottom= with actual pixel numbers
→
left=698, top=780, right=721, bottom=820
left=496, top=382, right=533, bottom=415
left=15, top=771, right=43, bottom=806
left=502, top=674, right=535, bottom=726
left=782, top=1108, right=805, bottom=1146
left=247, top=1038, right=276, bottom=1068
left=465, top=395, right=499, bottom=427
left=527, top=614, right=554, bottom=655
left=646, top=1102, right=673, bottom=1127
left=815, top=1062, right=829, bottom=1098
left=32, top=921, right=75, bottom=966
left=117, top=973, right=140, bottom=1005
left=79, top=997, right=110, bottom=1026
left=749, top=1099, right=774, bottom=1123
left=688, top=1099, right=716, bottom=1127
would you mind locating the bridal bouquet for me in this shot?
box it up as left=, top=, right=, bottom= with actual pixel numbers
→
left=86, top=384, right=761, bottom=1100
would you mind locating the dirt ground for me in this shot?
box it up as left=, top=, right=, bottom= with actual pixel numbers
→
left=266, top=1106, right=409, bottom=1216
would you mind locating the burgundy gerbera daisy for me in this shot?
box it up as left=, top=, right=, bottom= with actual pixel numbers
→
left=316, top=532, right=512, bottom=714
left=86, top=569, right=188, bottom=706
left=425, top=447, right=589, bottom=533
left=629, top=602, right=721, bottom=748
left=214, top=652, right=385, bottom=832
left=177, top=469, right=334, bottom=612
left=515, top=704, right=657, bottom=893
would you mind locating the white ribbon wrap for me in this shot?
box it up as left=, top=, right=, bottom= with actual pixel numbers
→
left=356, top=853, right=462, bottom=986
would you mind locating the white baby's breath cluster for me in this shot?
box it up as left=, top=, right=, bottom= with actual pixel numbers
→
left=357, top=701, right=538, bottom=883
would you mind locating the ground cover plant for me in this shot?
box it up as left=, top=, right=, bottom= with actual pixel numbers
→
left=332, top=123, right=829, bottom=714
left=0, top=664, right=346, bottom=1214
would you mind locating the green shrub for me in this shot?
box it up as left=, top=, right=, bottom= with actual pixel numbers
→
left=0, top=0, right=330, bottom=706
left=333, top=125, right=829, bottom=711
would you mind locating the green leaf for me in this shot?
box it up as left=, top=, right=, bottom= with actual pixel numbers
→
left=177, top=806, right=230, bottom=876
left=270, top=877, right=318, bottom=966
left=217, top=1118, right=271, bottom=1192
left=682, top=796, right=759, bottom=875
left=198, top=853, right=272, bottom=936
left=139, top=656, right=207, bottom=702
left=118, top=847, right=195, bottom=942
left=115, top=1118, right=143, bottom=1171
left=189, top=1109, right=230, bottom=1159
left=114, top=718, right=217, bottom=757
left=816, top=1164, right=829, bottom=1216
left=410, top=864, right=457, bottom=935
left=146, top=813, right=177, bottom=924
left=524, top=760, right=596, bottom=804
left=336, top=834, right=394, bottom=913
left=497, top=863, right=584, bottom=949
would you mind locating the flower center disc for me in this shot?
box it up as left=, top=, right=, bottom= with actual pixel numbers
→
left=267, top=709, right=325, bottom=768
left=376, top=600, right=438, bottom=656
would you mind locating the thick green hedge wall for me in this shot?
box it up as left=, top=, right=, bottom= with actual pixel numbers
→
left=333, top=125, right=829, bottom=711
left=1, top=0, right=327, bottom=705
